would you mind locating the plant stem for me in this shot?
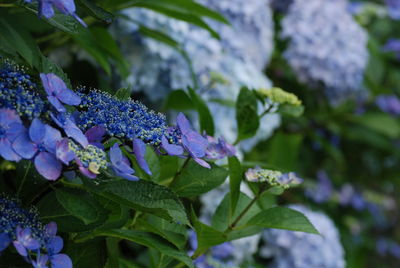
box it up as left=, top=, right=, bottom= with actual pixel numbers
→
left=168, top=157, right=190, bottom=187
left=0, top=3, right=15, bottom=7
left=17, top=162, right=31, bottom=197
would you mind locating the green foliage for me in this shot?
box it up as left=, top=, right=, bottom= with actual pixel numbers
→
left=235, top=87, right=260, bottom=142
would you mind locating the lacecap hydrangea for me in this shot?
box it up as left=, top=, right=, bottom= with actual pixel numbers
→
left=0, top=194, right=71, bottom=268
left=260, top=204, right=346, bottom=268
left=281, top=0, right=369, bottom=104
left=112, top=0, right=280, bottom=152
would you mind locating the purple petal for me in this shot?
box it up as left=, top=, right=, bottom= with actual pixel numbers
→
left=12, top=241, right=28, bottom=256
left=52, top=0, right=76, bottom=14
left=85, top=126, right=105, bottom=143
left=161, top=136, right=184, bottom=156
left=6, top=122, right=26, bottom=141
left=0, top=233, right=11, bottom=252
left=193, top=158, right=211, bottom=169
left=51, top=254, right=72, bottom=268
left=40, top=73, right=53, bottom=95
left=45, top=222, right=58, bottom=237
left=33, top=254, right=49, bottom=268
left=0, top=108, right=22, bottom=126
left=182, top=131, right=208, bottom=158
left=57, top=88, right=81, bottom=106
left=47, top=236, right=63, bottom=254
left=72, top=13, right=87, bottom=27
left=109, top=143, right=123, bottom=165
left=0, top=138, right=21, bottom=162
left=12, top=132, right=37, bottom=159
left=133, top=138, right=151, bottom=175
left=78, top=166, right=97, bottom=179
left=64, top=119, right=88, bottom=148
left=34, top=152, right=62, bottom=181
left=44, top=125, right=62, bottom=154
left=48, top=96, right=66, bottom=113
left=17, top=227, right=40, bottom=250
left=176, top=113, right=192, bottom=135
left=112, top=167, right=139, bottom=181
left=29, top=118, right=46, bottom=144
left=56, top=139, right=75, bottom=165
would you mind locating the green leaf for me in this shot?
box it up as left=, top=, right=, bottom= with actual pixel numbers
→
left=278, top=104, right=304, bottom=117
left=191, top=209, right=227, bottom=255
left=0, top=17, right=41, bottom=68
left=38, top=191, right=109, bottom=232
left=235, top=87, right=260, bottom=142
left=212, top=192, right=261, bottom=232
left=77, top=0, right=114, bottom=23
left=228, top=156, right=242, bottom=216
left=114, top=87, right=131, bottom=100
left=98, top=180, right=189, bottom=224
left=188, top=87, right=215, bottom=135
left=55, top=188, right=103, bottom=225
left=65, top=239, right=107, bottom=268
left=91, top=229, right=194, bottom=268
left=164, top=90, right=194, bottom=111
left=138, top=25, right=180, bottom=48
left=266, top=132, right=303, bottom=171
left=170, top=160, right=229, bottom=197
left=246, top=207, right=320, bottom=234
left=351, top=112, right=400, bottom=139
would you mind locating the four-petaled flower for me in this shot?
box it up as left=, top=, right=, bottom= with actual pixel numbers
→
left=0, top=109, right=25, bottom=161
left=12, top=118, right=63, bottom=180
left=12, top=227, right=40, bottom=257
left=40, top=73, right=81, bottom=113
left=109, top=143, right=138, bottom=181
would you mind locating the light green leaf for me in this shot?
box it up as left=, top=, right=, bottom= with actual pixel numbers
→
left=228, top=156, right=242, bottom=216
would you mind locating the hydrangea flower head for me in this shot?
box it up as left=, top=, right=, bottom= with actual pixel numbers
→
left=0, top=109, right=25, bottom=161
left=0, top=194, right=72, bottom=268
left=40, top=73, right=81, bottom=113
left=12, top=118, right=63, bottom=180
left=76, top=89, right=168, bottom=145
left=0, top=63, right=47, bottom=119
left=281, top=0, right=369, bottom=104
left=385, top=0, right=400, bottom=19
left=261, top=204, right=346, bottom=268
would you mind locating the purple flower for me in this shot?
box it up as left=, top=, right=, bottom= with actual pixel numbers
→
left=56, top=138, right=75, bottom=165
left=383, top=39, right=400, bottom=58
left=0, top=233, right=11, bottom=252
left=278, top=172, right=303, bottom=186
left=161, top=135, right=184, bottom=156
left=12, top=227, right=41, bottom=257
left=204, top=135, right=236, bottom=159
left=211, top=242, right=234, bottom=259
left=40, top=73, right=81, bottom=113
left=376, top=94, right=400, bottom=116
left=25, top=0, right=86, bottom=26
left=50, top=254, right=73, bottom=268
left=109, top=143, right=138, bottom=181
left=12, top=118, right=63, bottom=181
left=132, top=138, right=152, bottom=175
left=0, top=109, right=25, bottom=161
left=305, top=170, right=333, bottom=203
left=51, top=113, right=88, bottom=147
left=32, top=254, right=49, bottom=268
left=386, top=0, right=400, bottom=20
left=85, top=125, right=106, bottom=149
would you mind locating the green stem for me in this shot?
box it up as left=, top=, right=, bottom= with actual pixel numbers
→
left=260, top=105, right=273, bottom=118
left=17, top=161, right=31, bottom=197
left=0, top=3, right=15, bottom=7
left=168, top=157, right=190, bottom=187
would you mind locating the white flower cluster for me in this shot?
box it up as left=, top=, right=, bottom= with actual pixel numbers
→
left=261, top=204, right=346, bottom=268
left=113, top=0, right=280, bottom=151
left=281, top=0, right=369, bottom=104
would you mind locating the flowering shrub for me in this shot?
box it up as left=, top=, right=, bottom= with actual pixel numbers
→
left=0, top=0, right=400, bottom=267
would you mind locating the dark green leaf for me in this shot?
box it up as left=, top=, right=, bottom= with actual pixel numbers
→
left=278, top=104, right=304, bottom=117
left=98, top=180, right=189, bottom=224
left=188, top=87, right=215, bottom=135
left=246, top=207, right=320, bottom=234
left=55, top=188, right=103, bottom=225
left=164, top=90, right=194, bottom=111
left=65, top=239, right=107, bottom=268
left=235, top=87, right=260, bottom=142
left=170, top=160, right=229, bottom=197
left=228, top=156, right=242, bottom=216
left=77, top=0, right=114, bottom=23
left=90, top=229, right=194, bottom=268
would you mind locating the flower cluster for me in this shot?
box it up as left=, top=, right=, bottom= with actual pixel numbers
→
left=76, top=88, right=168, bottom=145
left=0, top=194, right=71, bottom=268
left=245, top=167, right=303, bottom=189
left=24, top=0, right=86, bottom=26
left=0, top=63, right=47, bottom=120
left=260, top=204, right=346, bottom=268
left=385, top=0, right=400, bottom=20
left=256, top=87, right=302, bottom=106
left=0, top=63, right=233, bottom=181
left=112, top=0, right=280, bottom=152
left=281, top=0, right=369, bottom=104
left=375, top=94, right=400, bottom=116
